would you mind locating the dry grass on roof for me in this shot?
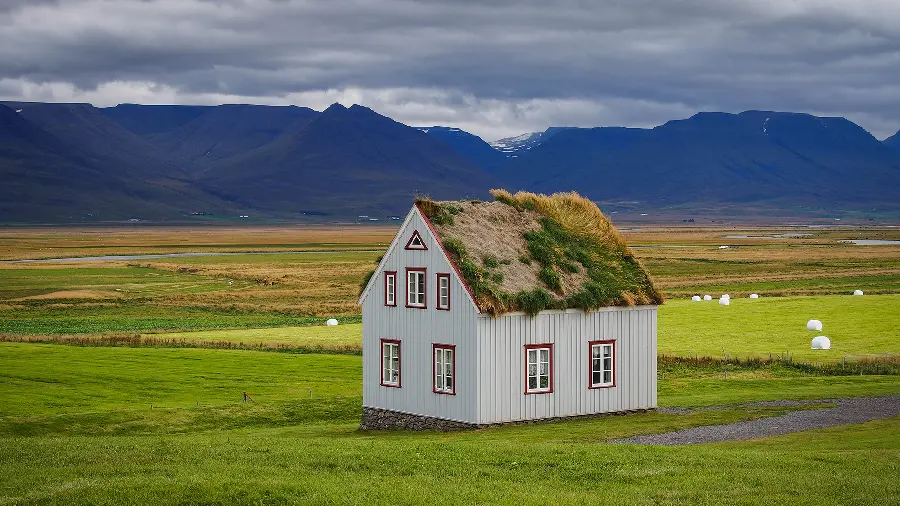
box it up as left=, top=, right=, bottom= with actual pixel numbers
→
left=490, top=189, right=628, bottom=253
left=417, top=191, right=663, bottom=316
left=428, top=201, right=543, bottom=295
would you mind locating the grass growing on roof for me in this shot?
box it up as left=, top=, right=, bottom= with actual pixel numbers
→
left=491, top=189, right=627, bottom=252
left=415, top=198, right=463, bottom=226
left=418, top=190, right=663, bottom=315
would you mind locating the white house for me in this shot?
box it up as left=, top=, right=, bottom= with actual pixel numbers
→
left=358, top=191, right=662, bottom=429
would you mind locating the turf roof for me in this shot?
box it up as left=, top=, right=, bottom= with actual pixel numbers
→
left=416, top=190, right=663, bottom=316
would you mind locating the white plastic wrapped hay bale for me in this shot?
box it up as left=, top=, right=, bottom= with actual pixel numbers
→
left=811, top=336, right=831, bottom=350
left=718, top=297, right=730, bottom=306
left=853, top=289, right=864, bottom=296
left=806, top=319, right=823, bottom=331
left=749, top=293, right=759, bottom=299
left=703, top=295, right=712, bottom=301
left=691, top=295, right=701, bottom=302
left=325, top=318, right=339, bottom=326
left=721, top=294, right=730, bottom=299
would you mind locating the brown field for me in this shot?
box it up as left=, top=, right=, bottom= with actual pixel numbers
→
left=0, top=225, right=397, bottom=260
left=1, top=224, right=899, bottom=322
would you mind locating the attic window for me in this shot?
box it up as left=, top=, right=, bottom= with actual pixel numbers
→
left=406, top=268, right=426, bottom=308
left=384, top=271, right=397, bottom=307
left=436, top=273, right=450, bottom=310
left=404, top=230, right=428, bottom=250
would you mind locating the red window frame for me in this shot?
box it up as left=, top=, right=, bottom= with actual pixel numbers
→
left=384, top=271, right=397, bottom=307
left=524, top=343, right=553, bottom=394
left=404, top=230, right=428, bottom=250
left=432, top=343, right=456, bottom=395
left=588, top=339, right=616, bottom=389
left=380, top=338, right=401, bottom=388
left=405, top=267, right=427, bottom=309
left=436, top=273, right=450, bottom=311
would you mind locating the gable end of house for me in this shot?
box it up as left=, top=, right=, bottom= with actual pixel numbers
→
left=357, top=204, right=479, bottom=312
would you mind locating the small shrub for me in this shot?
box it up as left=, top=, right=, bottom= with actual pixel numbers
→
left=560, top=260, right=579, bottom=273
left=513, top=288, right=554, bottom=316
left=499, top=258, right=512, bottom=265
left=491, top=273, right=504, bottom=283
left=482, top=255, right=500, bottom=269
left=518, top=255, right=532, bottom=265
left=415, top=199, right=460, bottom=226
left=490, top=189, right=524, bottom=211
left=539, top=266, right=561, bottom=292
left=442, top=237, right=467, bottom=259
left=414, top=198, right=439, bottom=218
left=459, top=258, right=484, bottom=284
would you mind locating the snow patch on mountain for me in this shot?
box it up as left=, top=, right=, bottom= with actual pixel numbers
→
left=417, top=126, right=462, bottom=135
left=489, top=131, right=544, bottom=156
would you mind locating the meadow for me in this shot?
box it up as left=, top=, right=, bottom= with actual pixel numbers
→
left=1, top=342, right=899, bottom=504
left=1, top=224, right=898, bottom=504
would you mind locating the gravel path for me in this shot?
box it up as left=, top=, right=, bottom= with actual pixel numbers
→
left=612, top=395, right=900, bottom=445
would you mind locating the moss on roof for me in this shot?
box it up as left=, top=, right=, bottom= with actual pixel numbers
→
left=416, top=190, right=663, bottom=316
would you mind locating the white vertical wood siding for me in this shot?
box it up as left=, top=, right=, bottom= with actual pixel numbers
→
left=361, top=209, right=479, bottom=423
left=476, top=306, right=657, bottom=424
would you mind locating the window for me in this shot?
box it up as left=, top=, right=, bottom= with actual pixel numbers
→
left=436, top=273, right=450, bottom=310
left=381, top=339, right=400, bottom=387
left=406, top=268, right=426, bottom=308
left=525, top=344, right=553, bottom=394
left=404, top=230, right=428, bottom=250
left=384, top=271, right=397, bottom=307
left=433, top=344, right=455, bottom=394
left=589, top=340, right=615, bottom=388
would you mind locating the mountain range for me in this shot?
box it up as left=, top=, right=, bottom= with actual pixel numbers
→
left=495, top=112, right=900, bottom=213
left=1, top=100, right=899, bottom=222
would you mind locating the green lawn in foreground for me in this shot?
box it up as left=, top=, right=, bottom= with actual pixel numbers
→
left=1, top=343, right=899, bottom=504
left=0, top=343, right=361, bottom=417
left=1, top=409, right=898, bottom=504
left=659, top=294, right=900, bottom=362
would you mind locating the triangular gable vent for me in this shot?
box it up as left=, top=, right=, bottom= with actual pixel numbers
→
left=404, top=230, right=428, bottom=250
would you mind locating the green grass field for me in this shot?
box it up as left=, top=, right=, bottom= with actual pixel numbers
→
left=65, top=293, right=886, bottom=364
left=1, top=343, right=898, bottom=504
left=6, top=293, right=896, bottom=367
left=3, top=416, right=898, bottom=505
left=143, top=324, right=363, bottom=350
left=660, top=294, right=900, bottom=362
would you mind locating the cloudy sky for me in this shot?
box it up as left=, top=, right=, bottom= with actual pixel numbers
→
left=1, top=0, right=899, bottom=140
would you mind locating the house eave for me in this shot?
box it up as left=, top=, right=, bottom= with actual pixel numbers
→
left=476, top=305, right=659, bottom=319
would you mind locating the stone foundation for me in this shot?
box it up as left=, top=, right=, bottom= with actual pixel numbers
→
left=360, top=407, right=477, bottom=431
left=360, top=407, right=655, bottom=431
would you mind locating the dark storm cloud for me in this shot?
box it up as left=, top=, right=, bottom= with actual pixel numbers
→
left=1, top=0, right=898, bottom=138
